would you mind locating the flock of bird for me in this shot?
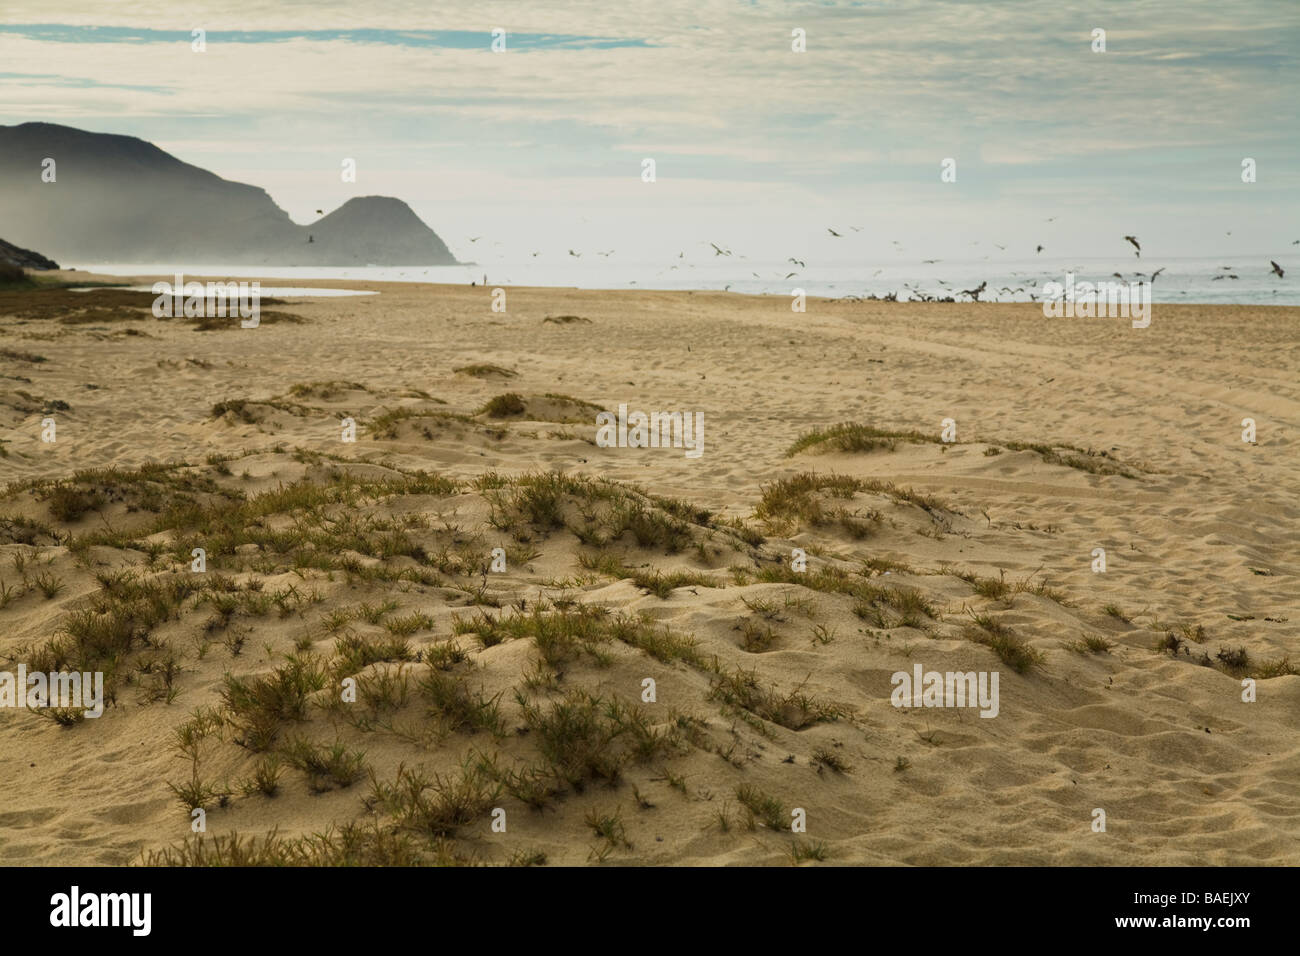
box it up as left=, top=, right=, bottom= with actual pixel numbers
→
left=453, top=227, right=1290, bottom=301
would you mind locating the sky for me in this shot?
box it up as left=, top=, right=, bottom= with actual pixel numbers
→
left=1, top=1, right=1297, bottom=265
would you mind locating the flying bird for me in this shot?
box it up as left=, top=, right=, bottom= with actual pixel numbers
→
left=922, top=259, right=940, bottom=264
left=1123, top=236, right=1141, bottom=257
left=1150, top=267, right=1165, bottom=282
left=787, top=257, right=805, bottom=268
left=1046, top=217, right=1057, bottom=223
left=785, top=272, right=797, bottom=279
left=1271, top=260, right=1285, bottom=278
left=994, top=244, right=1006, bottom=250
left=1036, top=245, right=1044, bottom=254
left=468, top=237, right=483, bottom=243
left=568, top=249, right=581, bottom=257
left=827, top=228, right=842, bottom=237
left=710, top=243, right=731, bottom=257
left=315, top=209, right=323, bottom=215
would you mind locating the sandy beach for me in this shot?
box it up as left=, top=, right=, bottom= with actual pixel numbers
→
left=1, top=275, right=1297, bottom=866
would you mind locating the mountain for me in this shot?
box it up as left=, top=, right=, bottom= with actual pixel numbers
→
left=307, top=196, right=459, bottom=266
left=0, top=237, right=59, bottom=270
left=0, top=122, right=459, bottom=266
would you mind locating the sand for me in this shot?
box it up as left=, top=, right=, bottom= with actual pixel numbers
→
left=0, top=273, right=1297, bottom=866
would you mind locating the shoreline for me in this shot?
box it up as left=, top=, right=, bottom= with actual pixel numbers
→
left=32, top=268, right=1300, bottom=310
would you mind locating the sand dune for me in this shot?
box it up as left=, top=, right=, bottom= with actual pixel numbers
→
left=0, top=274, right=1296, bottom=865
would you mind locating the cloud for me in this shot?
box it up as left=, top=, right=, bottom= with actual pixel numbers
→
left=0, top=0, right=1296, bottom=257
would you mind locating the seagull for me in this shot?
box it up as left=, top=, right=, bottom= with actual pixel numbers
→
left=1046, top=217, right=1057, bottom=223
left=850, top=226, right=863, bottom=232
left=784, top=272, right=798, bottom=279
left=1150, top=267, right=1165, bottom=282
left=922, top=259, right=940, bottom=264
left=960, top=280, right=987, bottom=301
left=315, top=209, right=323, bottom=215
left=1123, top=236, right=1141, bottom=257
left=468, top=237, right=483, bottom=243
left=827, top=228, right=842, bottom=237
left=710, top=243, right=731, bottom=257
left=568, top=249, right=581, bottom=257
left=787, top=257, right=805, bottom=268
left=1271, top=260, right=1285, bottom=278
left=597, top=250, right=614, bottom=257
left=994, top=244, right=1006, bottom=250
left=1036, top=245, right=1044, bottom=254
left=531, top=251, right=540, bottom=256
